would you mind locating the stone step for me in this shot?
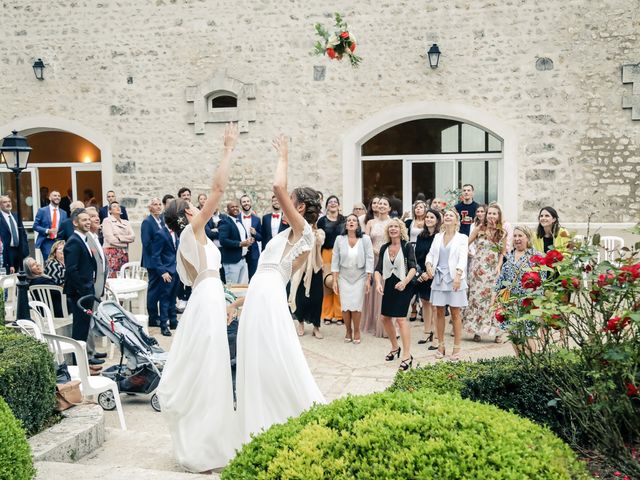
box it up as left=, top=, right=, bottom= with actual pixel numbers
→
left=35, top=461, right=219, bottom=479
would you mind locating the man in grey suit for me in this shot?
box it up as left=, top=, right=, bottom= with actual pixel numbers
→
left=85, top=206, right=108, bottom=362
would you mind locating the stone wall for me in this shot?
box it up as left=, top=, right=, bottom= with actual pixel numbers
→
left=0, top=0, right=638, bottom=222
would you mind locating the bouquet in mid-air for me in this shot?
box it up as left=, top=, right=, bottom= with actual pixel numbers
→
left=313, top=13, right=362, bottom=67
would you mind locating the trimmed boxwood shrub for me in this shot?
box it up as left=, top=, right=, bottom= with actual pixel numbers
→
left=388, top=357, right=500, bottom=395
left=0, top=396, right=35, bottom=480
left=222, top=390, right=589, bottom=479
left=0, top=325, right=56, bottom=435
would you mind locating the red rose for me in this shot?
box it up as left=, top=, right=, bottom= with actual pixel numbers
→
left=544, top=249, right=564, bottom=267
left=561, top=277, right=580, bottom=290
left=590, top=289, right=601, bottom=302
left=621, top=263, right=640, bottom=281
left=626, top=383, right=638, bottom=397
left=349, top=41, right=356, bottom=52
left=521, top=271, right=542, bottom=290
left=326, top=47, right=336, bottom=59
left=597, top=273, right=615, bottom=288
left=605, top=316, right=630, bottom=333
left=494, top=309, right=506, bottom=323
left=521, top=297, right=533, bottom=309
left=587, top=393, right=595, bottom=404
left=340, top=31, right=349, bottom=39
left=530, top=254, right=546, bottom=266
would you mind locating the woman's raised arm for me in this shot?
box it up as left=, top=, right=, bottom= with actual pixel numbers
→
left=272, top=135, right=306, bottom=237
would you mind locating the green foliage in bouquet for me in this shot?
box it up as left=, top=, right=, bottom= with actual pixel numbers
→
left=313, top=13, right=362, bottom=67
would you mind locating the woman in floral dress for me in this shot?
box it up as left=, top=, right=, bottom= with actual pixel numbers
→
left=462, top=203, right=506, bottom=342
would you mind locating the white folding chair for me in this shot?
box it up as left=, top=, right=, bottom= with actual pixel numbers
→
left=1, top=274, right=19, bottom=323
left=28, top=285, right=71, bottom=329
left=598, top=236, right=624, bottom=263
left=43, top=332, right=126, bottom=430
left=118, top=261, right=148, bottom=281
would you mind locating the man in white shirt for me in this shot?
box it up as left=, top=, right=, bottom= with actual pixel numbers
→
left=239, top=194, right=262, bottom=279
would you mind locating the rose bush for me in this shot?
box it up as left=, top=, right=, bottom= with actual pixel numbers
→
left=495, top=232, right=640, bottom=477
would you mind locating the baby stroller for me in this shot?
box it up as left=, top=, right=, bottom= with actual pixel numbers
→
left=78, top=295, right=168, bottom=412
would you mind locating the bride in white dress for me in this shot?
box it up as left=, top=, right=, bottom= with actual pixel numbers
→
left=156, top=124, right=241, bottom=472
left=232, top=135, right=326, bottom=442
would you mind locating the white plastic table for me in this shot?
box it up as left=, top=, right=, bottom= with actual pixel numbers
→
left=106, top=278, right=148, bottom=313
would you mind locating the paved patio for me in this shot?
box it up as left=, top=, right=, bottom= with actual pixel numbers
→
left=36, top=318, right=514, bottom=479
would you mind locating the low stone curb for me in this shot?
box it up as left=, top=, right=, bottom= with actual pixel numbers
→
left=29, top=403, right=105, bottom=463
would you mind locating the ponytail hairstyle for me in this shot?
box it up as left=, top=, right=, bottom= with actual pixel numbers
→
left=292, top=187, right=322, bottom=225
left=164, top=199, right=190, bottom=234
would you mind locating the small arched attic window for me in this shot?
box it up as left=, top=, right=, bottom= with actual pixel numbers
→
left=209, top=91, right=237, bottom=111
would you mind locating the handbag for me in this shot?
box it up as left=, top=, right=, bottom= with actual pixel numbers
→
left=55, top=380, right=83, bottom=412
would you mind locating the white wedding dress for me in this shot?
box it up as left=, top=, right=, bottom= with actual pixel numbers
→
left=236, top=222, right=326, bottom=442
left=157, top=225, right=239, bottom=472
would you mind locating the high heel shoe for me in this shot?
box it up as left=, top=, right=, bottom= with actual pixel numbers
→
left=435, top=344, right=446, bottom=359
left=418, top=331, right=434, bottom=345
left=398, top=355, right=413, bottom=371
left=385, top=347, right=401, bottom=361
left=450, top=345, right=462, bottom=362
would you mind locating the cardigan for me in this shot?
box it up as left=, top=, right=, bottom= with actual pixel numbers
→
left=531, top=227, right=570, bottom=253
left=331, top=234, right=374, bottom=276
left=425, top=232, right=469, bottom=280
left=375, top=241, right=417, bottom=279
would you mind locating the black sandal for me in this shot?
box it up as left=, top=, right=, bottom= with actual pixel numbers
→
left=398, top=356, right=414, bottom=371
left=385, top=347, right=401, bottom=361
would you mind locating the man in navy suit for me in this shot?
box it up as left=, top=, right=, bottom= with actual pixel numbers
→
left=0, top=195, right=29, bottom=273
left=56, top=201, right=86, bottom=241
left=150, top=223, right=179, bottom=336
left=99, top=190, right=129, bottom=223
left=140, top=198, right=164, bottom=328
left=33, top=190, right=68, bottom=259
left=63, top=209, right=97, bottom=345
left=261, top=194, right=288, bottom=251
left=238, top=194, right=262, bottom=279
left=218, top=200, right=252, bottom=284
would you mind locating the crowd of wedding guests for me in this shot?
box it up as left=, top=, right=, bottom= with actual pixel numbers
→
left=1, top=183, right=569, bottom=370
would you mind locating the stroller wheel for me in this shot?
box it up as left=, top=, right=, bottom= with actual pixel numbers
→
left=98, top=391, right=117, bottom=411
left=151, top=393, right=161, bottom=412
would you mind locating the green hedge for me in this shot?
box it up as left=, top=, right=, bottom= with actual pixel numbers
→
left=0, top=325, right=56, bottom=435
left=390, top=355, right=579, bottom=440
left=0, top=396, right=35, bottom=480
left=222, top=391, right=589, bottom=480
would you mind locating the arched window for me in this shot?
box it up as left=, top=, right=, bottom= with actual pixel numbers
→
left=208, top=92, right=237, bottom=111
left=361, top=119, right=502, bottom=212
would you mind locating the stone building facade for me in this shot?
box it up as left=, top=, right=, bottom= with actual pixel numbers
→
left=0, top=0, right=638, bottom=229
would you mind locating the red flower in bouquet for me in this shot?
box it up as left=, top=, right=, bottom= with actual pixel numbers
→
left=313, top=13, right=362, bottom=67
left=605, top=316, right=630, bottom=333
left=521, top=271, right=542, bottom=290
left=561, top=277, right=581, bottom=290
left=530, top=254, right=546, bottom=266
left=521, top=297, right=533, bottom=309
left=626, top=383, right=638, bottom=397
left=326, top=47, right=336, bottom=59
left=339, top=31, right=349, bottom=39
left=544, top=249, right=564, bottom=267
left=349, top=41, right=356, bottom=52
left=494, top=309, right=506, bottom=323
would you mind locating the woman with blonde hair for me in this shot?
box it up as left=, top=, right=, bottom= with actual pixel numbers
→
left=425, top=208, right=469, bottom=361
left=44, top=239, right=66, bottom=286
left=374, top=218, right=417, bottom=370
left=463, top=202, right=507, bottom=342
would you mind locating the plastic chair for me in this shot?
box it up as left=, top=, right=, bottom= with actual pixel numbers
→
left=598, top=236, right=624, bottom=263
left=1, top=274, right=18, bottom=323
left=16, top=319, right=44, bottom=341
left=29, top=300, right=77, bottom=355
left=119, top=261, right=148, bottom=281
left=43, top=332, right=127, bottom=430
left=28, top=284, right=71, bottom=328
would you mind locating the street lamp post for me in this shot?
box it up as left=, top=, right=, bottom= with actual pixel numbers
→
left=0, top=130, right=32, bottom=321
